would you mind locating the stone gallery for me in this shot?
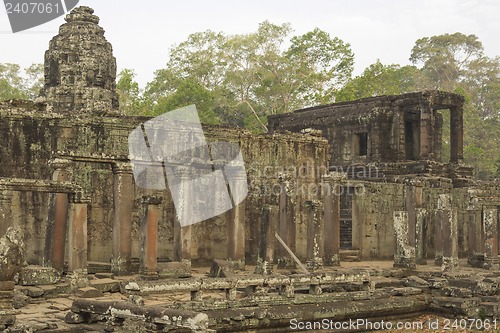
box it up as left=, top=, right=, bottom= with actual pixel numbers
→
left=1, top=6, right=500, bottom=332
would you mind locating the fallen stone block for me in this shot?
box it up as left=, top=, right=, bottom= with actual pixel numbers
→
left=78, top=287, right=104, bottom=298
left=12, top=289, right=29, bottom=309
left=19, top=286, right=44, bottom=298
left=442, top=286, right=473, bottom=298
left=64, top=311, right=86, bottom=324
left=405, top=275, right=429, bottom=287
left=94, top=272, right=114, bottom=279
left=69, top=299, right=209, bottom=331
left=19, top=266, right=61, bottom=286
left=390, top=287, right=423, bottom=296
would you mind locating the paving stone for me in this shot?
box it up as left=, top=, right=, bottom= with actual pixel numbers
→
left=89, top=278, right=120, bottom=293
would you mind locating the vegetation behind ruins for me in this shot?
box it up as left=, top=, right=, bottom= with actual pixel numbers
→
left=0, top=26, right=498, bottom=179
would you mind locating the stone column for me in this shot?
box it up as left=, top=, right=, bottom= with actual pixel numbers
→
left=419, top=100, right=433, bottom=159
left=111, top=162, right=134, bottom=275
left=255, top=205, right=276, bottom=275
left=467, top=200, right=484, bottom=267
left=276, top=184, right=288, bottom=268
left=44, top=158, right=72, bottom=271
left=173, top=215, right=192, bottom=268
left=323, top=180, right=340, bottom=266
left=306, top=200, right=323, bottom=271
left=227, top=175, right=246, bottom=269
left=67, top=195, right=90, bottom=273
left=483, top=206, right=499, bottom=270
left=438, top=194, right=458, bottom=272
left=0, top=190, right=13, bottom=237
left=405, top=185, right=417, bottom=252
left=140, top=196, right=162, bottom=278
left=393, top=211, right=416, bottom=269
left=450, top=106, right=464, bottom=163
left=415, top=208, right=427, bottom=264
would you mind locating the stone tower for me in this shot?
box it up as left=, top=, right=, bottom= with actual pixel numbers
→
left=40, top=6, right=119, bottom=114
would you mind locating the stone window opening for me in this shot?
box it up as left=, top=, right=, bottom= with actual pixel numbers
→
left=352, top=133, right=368, bottom=157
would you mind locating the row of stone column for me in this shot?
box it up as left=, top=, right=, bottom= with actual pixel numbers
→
left=468, top=204, right=499, bottom=269
left=393, top=191, right=459, bottom=271
left=394, top=190, right=500, bottom=272
left=256, top=178, right=341, bottom=274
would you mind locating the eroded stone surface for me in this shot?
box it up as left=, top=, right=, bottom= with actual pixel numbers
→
left=40, top=6, right=119, bottom=114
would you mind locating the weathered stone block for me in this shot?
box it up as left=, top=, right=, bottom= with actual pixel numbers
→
left=64, top=311, right=87, bottom=324
left=19, top=286, right=44, bottom=297
left=158, top=262, right=191, bottom=279
left=19, top=266, right=60, bottom=286
left=78, top=286, right=104, bottom=298
left=89, top=278, right=120, bottom=293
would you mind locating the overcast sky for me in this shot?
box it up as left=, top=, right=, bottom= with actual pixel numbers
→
left=1, top=0, right=499, bottom=88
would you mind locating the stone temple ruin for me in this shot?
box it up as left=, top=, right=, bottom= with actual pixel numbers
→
left=1, top=6, right=500, bottom=332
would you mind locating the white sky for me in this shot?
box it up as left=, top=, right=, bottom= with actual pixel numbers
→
left=0, top=0, right=499, bottom=89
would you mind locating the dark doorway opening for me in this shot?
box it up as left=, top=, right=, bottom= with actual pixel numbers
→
left=405, top=120, right=420, bottom=160
left=340, top=187, right=353, bottom=249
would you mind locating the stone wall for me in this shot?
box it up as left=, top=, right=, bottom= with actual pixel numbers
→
left=0, top=102, right=328, bottom=265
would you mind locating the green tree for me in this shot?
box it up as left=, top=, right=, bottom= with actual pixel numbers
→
left=0, top=63, right=43, bottom=100
left=410, top=32, right=484, bottom=90
left=151, top=78, right=220, bottom=125
left=336, top=60, right=429, bottom=102
left=117, top=68, right=143, bottom=114
left=145, top=22, right=354, bottom=132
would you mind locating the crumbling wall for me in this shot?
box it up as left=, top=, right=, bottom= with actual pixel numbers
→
left=0, top=105, right=328, bottom=265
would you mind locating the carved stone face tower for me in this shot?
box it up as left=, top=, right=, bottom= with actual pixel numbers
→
left=40, top=6, right=119, bottom=114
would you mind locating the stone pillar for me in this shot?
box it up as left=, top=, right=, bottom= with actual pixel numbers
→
left=483, top=206, right=499, bottom=270
left=467, top=198, right=484, bottom=267
left=450, top=106, right=464, bottom=163
left=419, top=100, right=433, bottom=159
left=255, top=205, right=276, bottom=275
left=227, top=176, right=246, bottom=269
left=44, top=158, right=72, bottom=271
left=173, top=215, right=192, bottom=267
left=405, top=185, right=417, bottom=251
left=393, top=211, right=416, bottom=269
left=323, top=181, right=340, bottom=266
left=438, top=194, right=458, bottom=272
left=111, top=162, right=134, bottom=275
left=140, top=196, right=162, bottom=278
left=276, top=184, right=288, bottom=268
left=415, top=208, right=427, bottom=264
left=0, top=190, right=13, bottom=237
left=276, top=181, right=296, bottom=268
left=306, top=200, right=323, bottom=271
left=67, top=195, right=90, bottom=273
